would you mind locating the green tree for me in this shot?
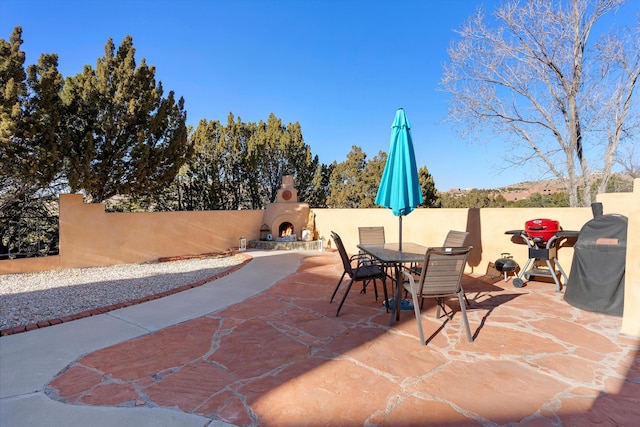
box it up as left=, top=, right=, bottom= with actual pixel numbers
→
left=440, top=189, right=508, bottom=208
left=327, top=146, right=369, bottom=208
left=0, top=26, right=26, bottom=147
left=1, top=26, right=65, bottom=193
left=184, top=119, right=225, bottom=210
left=286, top=121, right=319, bottom=206
left=61, top=35, right=190, bottom=203
left=418, top=166, right=439, bottom=208
left=326, top=146, right=438, bottom=209
left=327, top=145, right=387, bottom=208
left=359, top=151, right=386, bottom=208
left=165, top=113, right=319, bottom=212
left=1, top=26, right=65, bottom=256
left=511, top=192, right=569, bottom=207
left=306, top=162, right=333, bottom=208
left=133, top=121, right=220, bottom=212
left=216, top=113, right=250, bottom=209
left=249, top=113, right=318, bottom=207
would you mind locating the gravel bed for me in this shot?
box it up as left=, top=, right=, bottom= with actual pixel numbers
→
left=0, top=255, right=246, bottom=330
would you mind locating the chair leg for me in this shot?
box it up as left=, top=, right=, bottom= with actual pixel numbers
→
left=360, top=279, right=368, bottom=294
left=461, top=285, right=471, bottom=306
left=336, top=278, right=355, bottom=316
left=408, top=284, right=425, bottom=345
left=360, top=279, right=379, bottom=301
left=330, top=272, right=347, bottom=303
left=435, top=298, right=445, bottom=319
left=458, top=291, right=473, bottom=342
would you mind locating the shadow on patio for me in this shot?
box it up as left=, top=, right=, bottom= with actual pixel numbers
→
left=45, top=251, right=640, bottom=426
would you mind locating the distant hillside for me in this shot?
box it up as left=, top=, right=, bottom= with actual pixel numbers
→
left=497, top=179, right=564, bottom=202
left=443, top=173, right=633, bottom=202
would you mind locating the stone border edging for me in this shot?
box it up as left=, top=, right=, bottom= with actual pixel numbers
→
left=0, top=252, right=253, bottom=337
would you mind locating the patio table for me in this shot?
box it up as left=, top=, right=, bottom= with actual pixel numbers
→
left=357, top=242, right=428, bottom=325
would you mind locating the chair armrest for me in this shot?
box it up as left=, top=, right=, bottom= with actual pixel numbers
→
left=401, top=270, right=419, bottom=294
left=350, top=253, right=374, bottom=263
left=404, top=264, right=422, bottom=274
left=350, top=253, right=379, bottom=268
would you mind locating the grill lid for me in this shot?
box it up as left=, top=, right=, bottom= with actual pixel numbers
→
left=525, top=218, right=561, bottom=243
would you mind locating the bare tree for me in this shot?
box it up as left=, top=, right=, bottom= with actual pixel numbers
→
left=441, top=0, right=640, bottom=206
left=615, top=143, right=639, bottom=178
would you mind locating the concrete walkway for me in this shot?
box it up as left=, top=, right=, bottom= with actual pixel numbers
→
left=0, top=250, right=310, bottom=427
left=2, top=249, right=639, bottom=426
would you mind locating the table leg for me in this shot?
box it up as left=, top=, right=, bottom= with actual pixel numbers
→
left=390, top=263, right=401, bottom=326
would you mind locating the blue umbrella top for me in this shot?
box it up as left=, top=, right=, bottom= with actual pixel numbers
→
left=375, top=108, right=423, bottom=217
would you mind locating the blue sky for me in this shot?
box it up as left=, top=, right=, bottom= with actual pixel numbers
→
left=1, top=0, right=635, bottom=191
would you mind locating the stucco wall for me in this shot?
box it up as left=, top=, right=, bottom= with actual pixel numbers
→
left=313, top=179, right=638, bottom=337
left=1, top=179, right=638, bottom=337
left=313, top=207, right=593, bottom=277
left=621, top=209, right=639, bottom=337
left=0, top=194, right=265, bottom=273
left=59, top=194, right=266, bottom=268
left=596, top=179, right=640, bottom=337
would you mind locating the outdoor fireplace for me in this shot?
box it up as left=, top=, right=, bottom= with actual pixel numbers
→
left=251, top=175, right=321, bottom=250
left=258, top=175, right=309, bottom=241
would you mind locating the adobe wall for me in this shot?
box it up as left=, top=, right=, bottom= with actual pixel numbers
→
left=312, top=207, right=593, bottom=276
left=0, top=254, right=62, bottom=273
left=0, top=194, right=264, bottom=273
left=59, top=194, right=265, bottom=268
left=1, top=179, right=638, bottom=337
left=313, top=178, right=639, bottom=338
left=598, top=178, right=639, bottom=337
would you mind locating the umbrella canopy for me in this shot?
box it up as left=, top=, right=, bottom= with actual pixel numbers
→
left=375, top=108, right=423, bottom=250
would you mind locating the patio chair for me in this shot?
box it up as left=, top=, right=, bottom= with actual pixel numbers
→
left=357, top=226, right=393, bottom=288
left=357, top=227, right=385, bottom=269
left=358, top=226, right=386, bottom=246
left=443, top=230, right=469, bottom=247
left=409, top=231, right=469, bottom=272
left=409, top=230, right=471, bottom=304
left=401, top=246, right=473, bottom=344
left=330, top=231, right=389, bottom=317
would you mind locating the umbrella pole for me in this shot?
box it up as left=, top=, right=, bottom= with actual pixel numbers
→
left=399, top=215, right=402, bottom=252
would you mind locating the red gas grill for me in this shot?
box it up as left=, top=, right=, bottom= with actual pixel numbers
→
left=505, top=219, right=578, bottom=292
left=525, top=218, right=560, bottom=245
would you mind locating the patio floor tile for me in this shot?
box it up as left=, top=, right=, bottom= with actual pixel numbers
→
left=44, top=252, right=640, bottom=426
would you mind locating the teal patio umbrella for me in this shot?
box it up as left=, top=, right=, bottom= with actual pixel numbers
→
left=375, top=108, right=423, bottom=251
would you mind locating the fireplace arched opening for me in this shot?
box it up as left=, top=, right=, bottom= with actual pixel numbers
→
left=279, top=222, right=295, bottom=238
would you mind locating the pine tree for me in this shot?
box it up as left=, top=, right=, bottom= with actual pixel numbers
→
left=61, top=35, right=190, bottom=203
left=0, top=27, right=26, bottom=147
left=1, top=26, right=65, bottom=256
left=1, top=26, right=65, bottom=191
left=418, top=166, right=439, bottom=208
left=326, top=146, right=368, bottom=208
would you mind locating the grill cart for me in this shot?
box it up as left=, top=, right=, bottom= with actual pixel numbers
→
left=506, top=219, right=578, bottom=292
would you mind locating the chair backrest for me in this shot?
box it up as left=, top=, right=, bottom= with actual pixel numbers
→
left=331, top=231, right=354, bottom=276
left=358, top=226, right=385, bottom=245
left=417, top=247, right=471, bottom=297
left=443, top=230, right=469, bottom=247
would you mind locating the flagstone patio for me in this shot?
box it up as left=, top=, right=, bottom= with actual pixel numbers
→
left=45, top=251, right=639, bottom=426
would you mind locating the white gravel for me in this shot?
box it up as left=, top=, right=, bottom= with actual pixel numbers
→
left=0, top=255, right=246, bottom=330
